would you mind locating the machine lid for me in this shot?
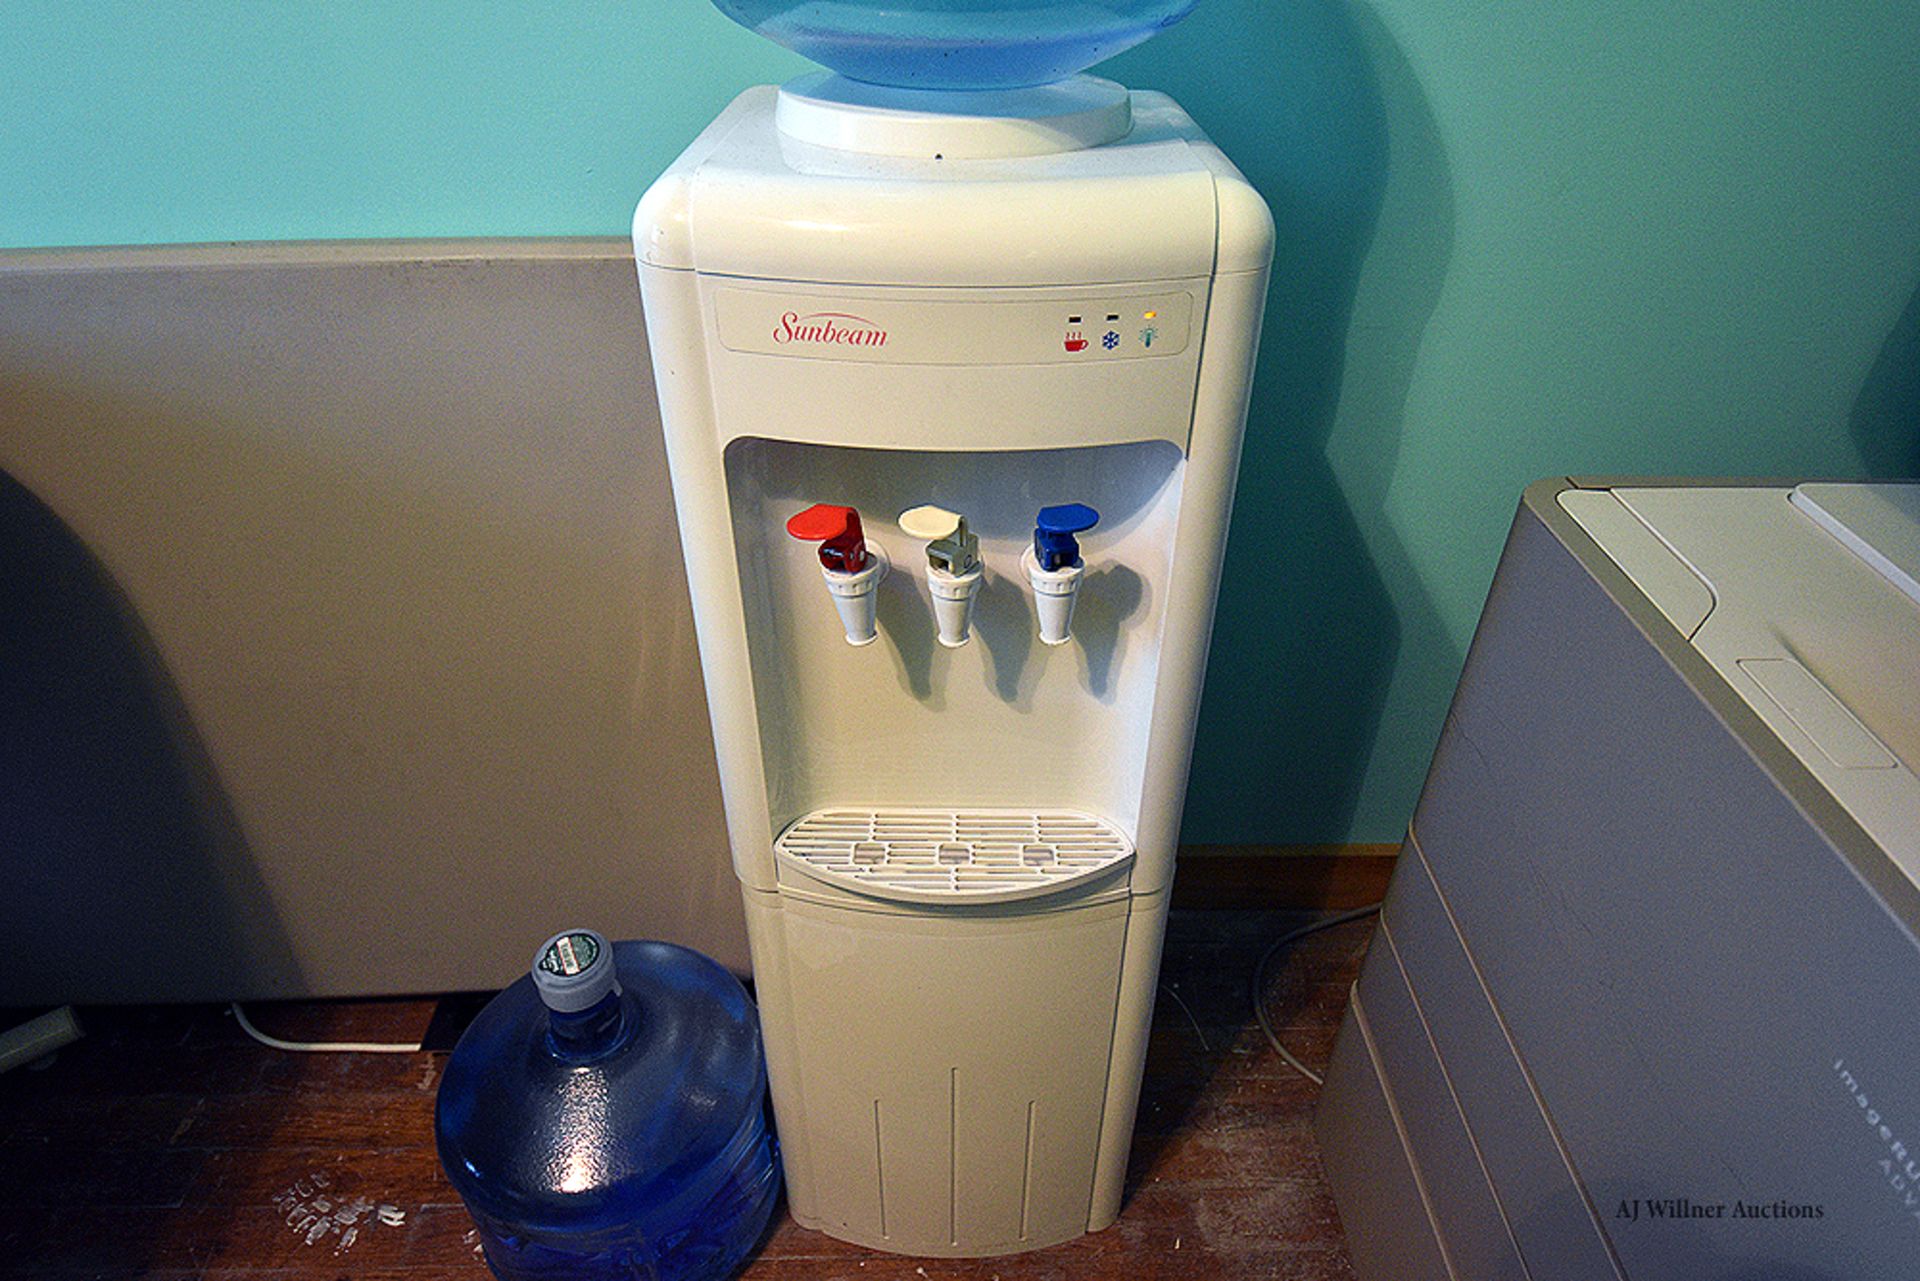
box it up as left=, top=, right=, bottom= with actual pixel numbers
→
left=1562, top=483, right=1920, bottom=890
left=1790, top=482, right=1920, bottom=609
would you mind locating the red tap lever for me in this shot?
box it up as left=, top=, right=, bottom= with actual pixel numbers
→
left=786, top=504, right=869, bottom=574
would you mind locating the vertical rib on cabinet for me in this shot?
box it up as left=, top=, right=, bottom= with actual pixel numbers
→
left=949, top=1067, right=960, bottom=1247
left=1021, top=1101, right=1038, bottom=1241
left=874, top=1097, right=888, bottom=1241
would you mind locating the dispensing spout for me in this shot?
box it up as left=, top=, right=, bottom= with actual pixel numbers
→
left=786, top=504, right=870, bottom=574
left=787, top=503, right=886, bottom=646
left=900, top=505, right=984, bottom=648
left=1024, top=503, right=1100, bottom=646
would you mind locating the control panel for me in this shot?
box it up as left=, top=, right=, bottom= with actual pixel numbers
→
left=715, top=287, right=1195, bottom=366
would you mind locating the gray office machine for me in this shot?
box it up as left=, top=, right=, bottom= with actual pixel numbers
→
left=1316, top=479, right=1920, bottom=1280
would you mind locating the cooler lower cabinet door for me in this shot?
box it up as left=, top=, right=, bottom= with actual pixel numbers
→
left=758, top=887, right=1131, bottom=1257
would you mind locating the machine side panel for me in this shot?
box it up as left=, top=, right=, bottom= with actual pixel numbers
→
left=1314, top=987, right=1455, bottom=1281
left=1132, top=264, right=1270, bottom=895
left=1411, top=499, right=1920, bottom=1277
left=741, top=887, right=819, bottom=1221
left=1354, top=916, right=1531, bottom=1281
left=1385, top=832, right=1622, bottom=1281
left=639, top=262, right=781, bottom=889
left=1088, top=886, right=1169, bottom=1227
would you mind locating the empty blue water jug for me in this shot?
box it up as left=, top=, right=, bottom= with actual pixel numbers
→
left=711, top=0, right=1200, bottom=91
left=435, top=930, right=780, bottom=1281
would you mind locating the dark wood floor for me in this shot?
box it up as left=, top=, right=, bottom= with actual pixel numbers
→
left=0, top=909, right=1374, bottom=1281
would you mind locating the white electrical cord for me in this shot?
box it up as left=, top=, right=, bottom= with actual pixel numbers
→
left=230, top=1002, right=423, bottom=1054
left=1252, top=903, right=1383, bottom=1087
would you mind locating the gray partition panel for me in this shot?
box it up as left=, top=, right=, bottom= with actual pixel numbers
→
left=0, top=241, right=743, bottom=1001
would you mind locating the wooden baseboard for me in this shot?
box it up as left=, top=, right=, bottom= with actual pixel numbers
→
left=1171, top=844, right=1400, bottom=910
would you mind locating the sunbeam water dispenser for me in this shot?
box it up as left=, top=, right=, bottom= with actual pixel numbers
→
left=633, top=1, right=1272, bottom=1257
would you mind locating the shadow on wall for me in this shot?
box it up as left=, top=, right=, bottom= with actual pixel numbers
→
left=0, top=471, right=301, bottom=1003
left=1110, top=0, right=1459, bottom=844
left=1852, top=275, right=1920, bottom=478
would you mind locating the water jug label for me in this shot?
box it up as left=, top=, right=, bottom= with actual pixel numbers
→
left=539, top=933, right=599, bottom=978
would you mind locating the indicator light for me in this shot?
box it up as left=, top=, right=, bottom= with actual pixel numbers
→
left=1143, top=309, right=1158, bottom=319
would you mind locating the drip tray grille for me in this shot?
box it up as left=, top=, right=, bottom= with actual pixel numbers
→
left=775, top=807, right=1134, bottom=904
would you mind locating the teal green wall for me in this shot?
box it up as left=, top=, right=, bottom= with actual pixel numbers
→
left=5, top=1, right=1919, bottom=843
left=0, top=1, right=807, bottom=244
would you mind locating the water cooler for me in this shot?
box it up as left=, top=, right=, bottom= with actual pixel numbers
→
left=633, top=4, right=1272, bottom=1256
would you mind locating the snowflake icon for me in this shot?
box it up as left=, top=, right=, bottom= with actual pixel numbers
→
left=1101, top=331, right=1120, bottom=350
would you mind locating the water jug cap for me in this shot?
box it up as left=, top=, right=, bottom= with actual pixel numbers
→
left=531, top=929, right=622, bottom=1012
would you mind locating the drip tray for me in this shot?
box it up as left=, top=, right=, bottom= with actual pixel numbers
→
left=775, top=807, right=1134, bottom=904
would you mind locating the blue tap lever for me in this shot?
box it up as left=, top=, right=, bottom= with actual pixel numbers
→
left=1033, top=503, right=1100, bottom=572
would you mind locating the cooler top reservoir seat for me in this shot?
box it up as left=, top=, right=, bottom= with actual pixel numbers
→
left=633, top=85, right=1271, bottom=297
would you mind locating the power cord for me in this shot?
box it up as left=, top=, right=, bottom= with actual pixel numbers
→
left=1157, top=981, right=1211, bottom=1054
left=230, top=1002, right=423, bottom=1054
left=1251, top=904, right=1382, bottom=1087
left=230, top=906, right=1383, bottom=1066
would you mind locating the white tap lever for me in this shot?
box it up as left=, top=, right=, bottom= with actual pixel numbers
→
left=900, top=504, right=983, bottom=648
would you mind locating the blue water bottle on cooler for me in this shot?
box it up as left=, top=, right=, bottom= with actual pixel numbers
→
left=435, top=929, right=780, bottom=1281
left=709, top=0, right=1201, bottom=90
